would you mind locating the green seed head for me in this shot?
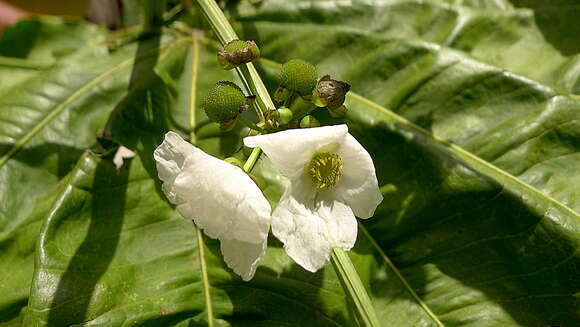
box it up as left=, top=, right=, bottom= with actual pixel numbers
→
left=307, top=152, right=343, bottom=189
left=203, top=81, right=246, bottom=124
left=279, top=59, right=317, bottom=96
left=217, top=40, right=260, bottom=70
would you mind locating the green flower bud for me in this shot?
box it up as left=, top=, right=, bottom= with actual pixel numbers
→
left=217, top=40, right=260, bottom=70
left=279, top=59, right=317, bottom=96
left=276, top=107, right=293, bottom=125
left=299, top=115, right=320, bottom=128
left=202, top=81, right=254, bottom=130
left=224, top=157, right=243, bottom=167
left=313, top=75, right=351, bottom=110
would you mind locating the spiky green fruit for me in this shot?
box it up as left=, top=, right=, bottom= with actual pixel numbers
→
left=203, top=81, right=246, bottom=125
left=279, top=59, right=317, bottom=96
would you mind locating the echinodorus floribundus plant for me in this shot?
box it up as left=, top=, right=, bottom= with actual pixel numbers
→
left=217, top=39, right=260, bottom=70
left=275, top=59, right=317, bottom=102
left=203, top=81, right=255, bottom=130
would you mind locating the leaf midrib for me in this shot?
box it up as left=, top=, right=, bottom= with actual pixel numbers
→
left=346, top=92, right=579, bottom=220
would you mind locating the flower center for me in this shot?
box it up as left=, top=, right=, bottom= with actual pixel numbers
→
left=307, top=152, right=343, bottom=189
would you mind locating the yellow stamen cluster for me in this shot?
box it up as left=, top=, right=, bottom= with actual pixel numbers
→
left=307, top=152, right=343, bottom=189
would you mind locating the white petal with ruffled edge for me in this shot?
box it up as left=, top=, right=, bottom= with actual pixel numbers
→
left=154, top=131, right=272, bottom=280
left=335, top=134, right=383, bottom=219
left=221, top=238, right=267, bottom=281
left=244, top=125, right=348, bottom=178
left=271, top=178, right=358, bottom=272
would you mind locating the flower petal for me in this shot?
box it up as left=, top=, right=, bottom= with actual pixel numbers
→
left=154, top=132, right=271, bottom=244
left=336, top=134, right=383, bottom=218
left=113, top=146, right=135, bottom=169
left=272, top=177, right=357, bottom=272
left=221, top=238, right=267, bottom=281
left=244, top=125, right=348, bottom=178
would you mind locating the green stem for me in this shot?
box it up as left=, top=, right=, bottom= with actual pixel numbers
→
left=194, top=0, right=268, bottom=173
left=0, top=56, right=50, bottom=70
left=194, top=0, right=275, bottom=116
left=243, top=147, right=262, bottom=173
left=238, top=115, right=265, bottom=132
left=331, top=248, right=381, bottom=327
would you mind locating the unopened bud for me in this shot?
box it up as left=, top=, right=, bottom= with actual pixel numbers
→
left=276, top=107, right=293, bottom=125
left=217, top=40, right=260, bottom=70
left=313, top=75, right=351, bottom=110
left=279, top=59, right=317, bottom=96
left=300, top=115, right=320, bottom=128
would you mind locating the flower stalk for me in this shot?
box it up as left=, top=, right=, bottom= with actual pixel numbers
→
left=331, top=248, right=381, bottom=327
left=194, top=0, right=275, bottom=115
left=243, top=147, right=262, bottom=173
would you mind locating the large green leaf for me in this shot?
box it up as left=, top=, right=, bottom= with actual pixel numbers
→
left=23, top=150, right=353, bottom=327
left=235, top=1, right=580, bottom=325
left=22, top=29, right=355, bottom=326
left=0, top=21, right=187, bottom=326
left=235, top=0, right=580, bottom=93
left=2, top=1, right=579, bottom=326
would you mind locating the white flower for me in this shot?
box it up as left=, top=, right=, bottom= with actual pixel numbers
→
left=244, top=124, right=382, bottom=272
left=154, top=132, right=271, bottom=281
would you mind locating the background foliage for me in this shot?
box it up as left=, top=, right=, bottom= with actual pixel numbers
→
left=0, top=0, right=579, bottom=326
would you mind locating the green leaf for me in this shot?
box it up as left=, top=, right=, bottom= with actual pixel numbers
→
left=0, top=17, right=106, bottom=91
left=0, top=25, right=183, bottom=325
left=235, top=0, right=580, bottom=93
left=23, top=149, right=353, bottom=327
left=21, top=28, right=354, bottom=326
left=0, top=45, right=133, bottom=325
left=236, top=1, right=580, bottom=325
